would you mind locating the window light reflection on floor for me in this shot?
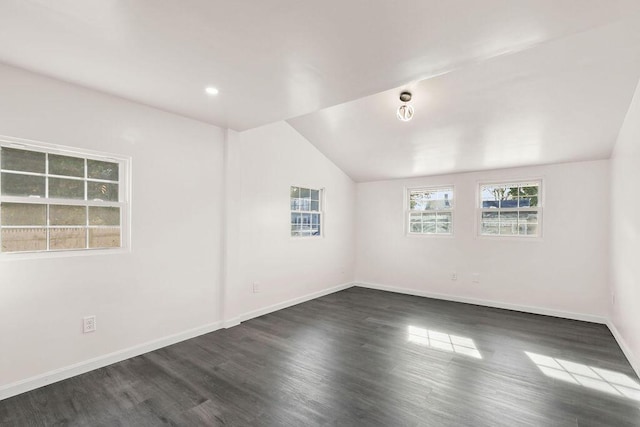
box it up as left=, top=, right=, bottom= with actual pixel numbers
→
left=525, top=352, right=640, bottom=401
left=407, top=326, right=482, bottom=359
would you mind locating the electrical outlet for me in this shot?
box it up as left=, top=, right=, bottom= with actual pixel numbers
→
left=252, top=282, right=260, bottom=293
left=451, top=272, right=457, bottom=281
left=472, top=273, right=480, bottom=284
left=83, top=316, right=96, bottom=333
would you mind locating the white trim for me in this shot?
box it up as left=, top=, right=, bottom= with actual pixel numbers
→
left=0, top=321, right=223, bottom=401
left=606, top=319, right=640, bottom=379
left=223, top=282, right=354, bottom=328
left=355, top=281, right=607, bottom=324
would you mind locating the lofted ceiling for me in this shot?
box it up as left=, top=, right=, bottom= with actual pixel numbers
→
left=288, top=20, right=640, bottom=181
left=1, top=1, right=640, bottom=180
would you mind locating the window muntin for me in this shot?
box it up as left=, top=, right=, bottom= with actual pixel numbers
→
left=290, top=186, right=322, bottom=237
left=407, top=187, right=453, bottom=235
left=479, top=181, right=541, bottom=237
left=0, top=143, right=128, bottom=254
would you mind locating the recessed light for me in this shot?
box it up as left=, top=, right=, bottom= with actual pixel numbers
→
left=205, top=87, right=219, bottom=96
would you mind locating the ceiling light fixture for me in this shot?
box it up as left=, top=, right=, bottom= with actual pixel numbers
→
left=397, top=91, right=414, bottom=122
left=205, top=86, right=219, bottom=96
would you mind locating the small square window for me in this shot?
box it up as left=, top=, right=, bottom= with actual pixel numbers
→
left=479, top=181, right=541, bottom=238
left=407, top=187, right=454, bottom=235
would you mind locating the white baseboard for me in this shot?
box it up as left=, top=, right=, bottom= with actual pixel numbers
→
left=4, top=281, right=634, bottom=402
left=0, top=321, right=223, bottom=401
left=224, top=282, right=354, bottom=327
left=355, top=281, right=608, bottom=324
left=606, top=319, right=640, bottom=379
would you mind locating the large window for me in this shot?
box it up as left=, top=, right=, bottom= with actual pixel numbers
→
left=479, top=180, right=541, bottom=237
left=290, top=186, right=322, bottom=237
left=407, top=186, right=453, bottom=235
left=0, top=141, right=129, bottom=254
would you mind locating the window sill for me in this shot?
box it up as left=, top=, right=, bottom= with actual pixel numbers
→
left=0, top=246, right=130, bottom=261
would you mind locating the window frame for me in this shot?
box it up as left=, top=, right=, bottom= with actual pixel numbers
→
left=476, top=178, right=543, bottom=240
left=0, top=136, right=131, bottom=259
left=290, top=185, right=324, bottom=239
left=405, top=185, right=455, bottom=237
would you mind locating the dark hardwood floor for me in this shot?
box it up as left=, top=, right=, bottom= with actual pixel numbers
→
left=2, top=287, right=639, bottom=426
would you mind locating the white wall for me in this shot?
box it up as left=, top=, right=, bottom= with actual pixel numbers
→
left=0, top=64, right=225, bottom=388
left=355, top=160, right=610, bottom=319
left=610, top=80, right=640, bottom=374
left=224, top=122, right=356, bottom=323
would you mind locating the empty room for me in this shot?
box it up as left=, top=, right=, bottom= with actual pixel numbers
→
left=1, top=1, right=640, bottom=426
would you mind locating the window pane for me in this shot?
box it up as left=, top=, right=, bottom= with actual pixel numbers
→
left=311, top=213, right=320, bottom=226
left=310, top=200, right=319, bottom=211
left=290, top=186, right=299, bottom=198
left=89, top=206, right=120, bottom=226
left=300, top=188, right=310, bottom=198
left=89, top=228, right=120, bottom=248
left=481, top=222, right=499, bottom=235
left=437, top=222, right=451, bottom=234
left=1, top=203, right=46, bottom=226
left=0, top=148, right=46, bottom=173
left=50, top=228, right=86, bottom=250
left=49, top=154, right=84, bottom=177
left=423, top=222, right=436, bottom=233
left=1, top=228, right=47, bottom=252
left=87, top=159, right=119, bottom=181
left=49, top=177, right=84, bottom=199
left=519, top=211, right=538, bottom=224
left=519, top=184, right=539, bottom=207
left=499, top=222, right=517, bottom=235
left=50, top=205, right=86, bottom=226
left=426, top=200, right=450, bottom=210
left=88, top=181, right=118, bottom=201
left=1, top=173, right=45, bottom=197
left=437, top=212, right=452, bottom=223
left=291, top=213, right=301, bottom=224
left=422, top=213, right=437, bottom=222
left=410, top=213, right=421, bottom=223
left=310, top=189, right=319, bottom=201
left=482, top=211, right=498, bottom=221
left=500, top=212, right=518, bottom=226
left=410, top=223, right=421, bottom=233
left=524, top=224, right=538, bottom=236
left=313, top=222, right=321, bottom=236
left=301, top=213, right=311, bottom=225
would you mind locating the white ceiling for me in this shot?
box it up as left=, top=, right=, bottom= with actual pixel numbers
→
left=288, top=20, right=640, bottom=181
left=1, top=1, right=640, bottom=180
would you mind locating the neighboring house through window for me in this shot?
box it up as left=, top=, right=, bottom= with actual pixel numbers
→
left=479, top=180, right=541, bottom=237
left=407, top=186, right=454, bottom=235
left=290, top=186, right=322, bottom=237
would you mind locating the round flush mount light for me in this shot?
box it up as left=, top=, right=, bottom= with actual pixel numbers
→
left=205, top=86, right=219, bottom=96
left=397, top=91, right=414, bottom=122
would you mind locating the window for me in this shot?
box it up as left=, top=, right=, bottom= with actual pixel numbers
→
left=290, top=186, right=322, bottom=237
left=479, top=180, right=541, bottom=237
left=0, top=141, right=129, bottom=254
left=407, top=186, right=453, bottom=235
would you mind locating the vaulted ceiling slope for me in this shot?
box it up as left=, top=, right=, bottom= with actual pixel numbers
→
left=1, top=0, right=639, bottom=133
left=288, top=19, right=640, bottom=181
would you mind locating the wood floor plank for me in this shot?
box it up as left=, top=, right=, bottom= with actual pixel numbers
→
left=2, top=287, right=640, bottom=426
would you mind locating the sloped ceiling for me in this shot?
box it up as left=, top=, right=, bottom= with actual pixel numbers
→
left=1, top=1, right=640, bottom=180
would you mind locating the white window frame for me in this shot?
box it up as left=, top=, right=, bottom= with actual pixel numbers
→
left=406, top=185, right=455, bottom=237
left=0, top=136, right=131, bottom=258
left=477, top=179, right=542, bottom=239
left=290, top=186, right=324, bottom=239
